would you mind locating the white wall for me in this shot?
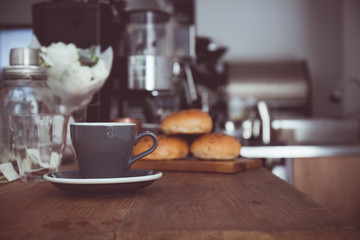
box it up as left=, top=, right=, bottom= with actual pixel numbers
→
left=342, top=0, right=360, bottom=116
left=196, top=0, right=346, bottom=117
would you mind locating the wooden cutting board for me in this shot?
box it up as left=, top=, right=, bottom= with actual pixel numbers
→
left=131, top=157, right=262, bottom=174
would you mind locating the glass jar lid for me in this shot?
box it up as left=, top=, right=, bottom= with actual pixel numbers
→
left=2, top=48, right=47, bottom=80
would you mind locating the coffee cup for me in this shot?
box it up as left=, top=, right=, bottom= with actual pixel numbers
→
left=70, top=122, right=158, bottom=178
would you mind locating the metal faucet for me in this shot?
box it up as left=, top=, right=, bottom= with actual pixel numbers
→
left=257, top=101, right=271, bottom=145
left=241, top=100, right=271, bottom=145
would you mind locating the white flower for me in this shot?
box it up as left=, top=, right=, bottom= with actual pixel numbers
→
left=41, top=42, right=78, bottom=68
left=91, top=59, right=109, bottom=82
left=62, top=62, right=93, bottom=94
left=39, top=42, right=113, bottom=115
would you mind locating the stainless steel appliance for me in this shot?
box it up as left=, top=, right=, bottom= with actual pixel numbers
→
left=32, top=0, right=203, bottom=123
left=224, top=60, right=312, bottom=145
left=125, top=9, right=173, bottom=91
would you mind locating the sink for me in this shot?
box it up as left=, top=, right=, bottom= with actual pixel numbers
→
left=240, top=117, right=360, bottom=158
left=238, top=101, right=360, bottom=146
left=240, top=145, right=360, bottom=158
left=271, top=118, right=360, bottom=145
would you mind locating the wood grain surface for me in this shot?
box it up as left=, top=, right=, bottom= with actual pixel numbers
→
left=293, top=156, right=360, bottom=229
left=0, top=168, right=359, bottom=239
left=131, top=157, right=262, bottom=173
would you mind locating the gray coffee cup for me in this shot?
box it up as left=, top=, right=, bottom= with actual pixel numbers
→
left=70, top=122, right=158, bottom=178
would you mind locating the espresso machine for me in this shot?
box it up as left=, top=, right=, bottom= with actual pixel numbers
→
left=32, top=0, right=228, bottom=124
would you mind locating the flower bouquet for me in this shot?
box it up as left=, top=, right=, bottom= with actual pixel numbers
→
left=29, top=37, right=113, bottom=115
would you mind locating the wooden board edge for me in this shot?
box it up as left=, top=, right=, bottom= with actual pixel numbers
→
left=132, top=158, right=262, bottom=174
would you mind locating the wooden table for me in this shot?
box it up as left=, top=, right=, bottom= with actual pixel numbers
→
left=0, top=168, right=359, bottom=239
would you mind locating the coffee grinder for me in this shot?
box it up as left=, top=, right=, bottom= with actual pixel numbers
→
left=125, top=9, right=173, bottom=91
left=114, top=7, right=178, bottom=122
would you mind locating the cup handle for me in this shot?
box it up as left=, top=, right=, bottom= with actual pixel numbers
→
left=128, top=131, right=158, bottom=167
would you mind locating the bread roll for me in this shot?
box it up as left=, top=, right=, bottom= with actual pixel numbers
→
left=161, top=109, right=213, bottom=134
left=132, top=135, right=189, bottom=160
left=190, top=133, right=241, bottom=160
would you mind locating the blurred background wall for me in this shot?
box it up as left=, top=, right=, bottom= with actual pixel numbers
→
left=196, top=0, right=359, bottom=118
left=1, top=0, right=359, bottom=117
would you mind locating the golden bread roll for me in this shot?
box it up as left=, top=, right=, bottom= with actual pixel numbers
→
left=190, top=133, right=241, bottom=160
left=132, top=135, right=189, bottom=160
left=161, top=109, right=213, bottom=134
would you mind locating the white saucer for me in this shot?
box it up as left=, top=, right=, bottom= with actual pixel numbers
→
left=44, top=169, right=162, bottom=195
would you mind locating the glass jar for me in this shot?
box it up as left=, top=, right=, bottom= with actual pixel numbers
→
left=0, top=48, right=57, bottom=165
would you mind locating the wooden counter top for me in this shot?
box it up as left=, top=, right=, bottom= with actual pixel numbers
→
left=0, top=168, right=359, bottom=239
